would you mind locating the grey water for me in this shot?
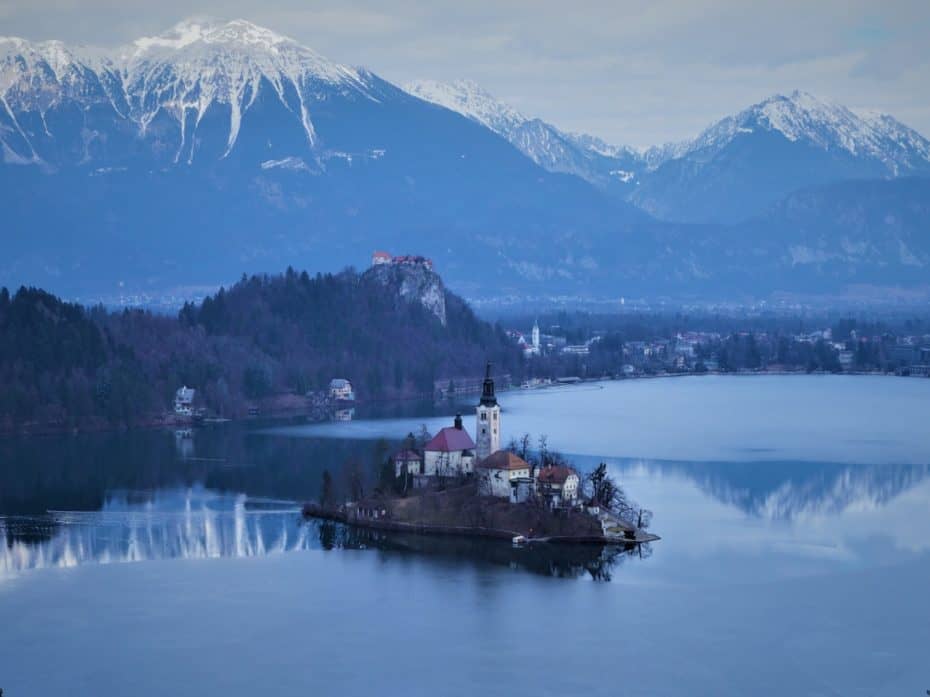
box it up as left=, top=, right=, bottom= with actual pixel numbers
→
left=1, top=375, right=928, bottom=696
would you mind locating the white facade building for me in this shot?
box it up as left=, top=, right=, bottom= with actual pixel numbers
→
left=174, top=386, right=195, bottom=416
left=477, top=451, right=532, bottom=498
left=329, top=378, right=355, bottom=401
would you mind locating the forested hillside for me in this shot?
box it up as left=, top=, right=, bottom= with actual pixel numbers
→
left=0, top=267, right=520, bottom=433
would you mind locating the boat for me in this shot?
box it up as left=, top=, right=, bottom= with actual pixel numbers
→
left=512, top=535, right=528, bottom=547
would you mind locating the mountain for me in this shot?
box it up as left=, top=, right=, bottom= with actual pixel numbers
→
left=632, top=91, right=930, bottom=223
left=1, top=19, right=647, bottom=300
left=3, top=21, right=930, bottom=305
left=404, top=79, right=644, bottom=191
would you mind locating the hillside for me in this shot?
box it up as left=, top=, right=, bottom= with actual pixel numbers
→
left=0, top=265, right=521, bottom=433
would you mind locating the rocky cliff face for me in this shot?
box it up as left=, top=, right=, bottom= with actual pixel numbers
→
left=362, top=263, right=447, bottom=326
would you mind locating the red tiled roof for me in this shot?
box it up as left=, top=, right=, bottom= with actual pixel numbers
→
left=392, top=450, right=422, bottom=462
left=477, top=451, right=531, bottom=471
left=424, top=427, right=476, bottom=452
left=537, top=466, right=577, bottom=484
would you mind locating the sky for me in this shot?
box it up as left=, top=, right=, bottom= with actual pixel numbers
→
left=2, top=0, right=928, bottom=148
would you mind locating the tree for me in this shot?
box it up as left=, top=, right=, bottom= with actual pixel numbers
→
left=320, top=469, right=333, bottom=507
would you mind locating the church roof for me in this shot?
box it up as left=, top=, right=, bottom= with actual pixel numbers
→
left=424, top=427, right=476, bottom=453
left=476, top=451, right=530, bottom=471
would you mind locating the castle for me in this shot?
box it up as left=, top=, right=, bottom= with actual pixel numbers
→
left=371, top=250, right=434, bottom=271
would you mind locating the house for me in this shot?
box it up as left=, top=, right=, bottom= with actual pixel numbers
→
left=536, top=465, right=581, bottom=508
left=477, top=451, right=532, bottom=498
left=174, top=386, right=195, bottom=416
left=329, top=378, right=355, bottom=402
left=392, top=450, right=423, bottom=478
left=423, top=415, right=476, bottom=477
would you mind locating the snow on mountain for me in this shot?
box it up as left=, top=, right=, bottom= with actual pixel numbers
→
left=121, top=18, right=374, bottom=157
left=665, top=90, right=930, bottom=174
left=405, top=78, right=643, bottom=188
left=404, top=78, right=526, bottom=135
left=0, top=18, right=381, bottom=165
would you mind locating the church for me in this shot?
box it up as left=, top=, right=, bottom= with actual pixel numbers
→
left=395, top=363, right=573, bottom=502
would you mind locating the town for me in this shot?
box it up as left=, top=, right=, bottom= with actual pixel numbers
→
left=505, top=316, right=930, bottom=379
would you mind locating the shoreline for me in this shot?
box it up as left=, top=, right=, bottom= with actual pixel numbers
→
left=0, top=368, right=914, bottom=439
left=302, top=502, right=660, bottom=546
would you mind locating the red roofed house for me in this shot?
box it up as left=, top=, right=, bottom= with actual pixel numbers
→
left=536, top=465, right=581, bottom=508
left=423, top=415, right=476, bottom=477
left=392, top=449, right=423, bottom=478
left=477, top=451, right=532, bottom=498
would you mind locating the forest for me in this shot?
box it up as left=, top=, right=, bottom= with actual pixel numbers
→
left=0, top=268, right=521, bottom=433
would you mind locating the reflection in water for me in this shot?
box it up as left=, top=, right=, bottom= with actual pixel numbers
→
left=0, top=486, right=647, bottom=583
left=603, top=459, right=930, bottom=521
left=0, top=489, right=312, bottom=579
left=316, top=520, right=649, bottom=582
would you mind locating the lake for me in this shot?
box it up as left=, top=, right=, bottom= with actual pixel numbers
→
left=1, top=375, right=928, bottom=696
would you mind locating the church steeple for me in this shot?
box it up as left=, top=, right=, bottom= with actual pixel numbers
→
left=480, top=362, right=497, bottom=407
left=476, top=362, right=501, bottom=461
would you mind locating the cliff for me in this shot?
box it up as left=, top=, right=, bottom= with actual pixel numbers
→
left=362, top=263, right=447, bottom=326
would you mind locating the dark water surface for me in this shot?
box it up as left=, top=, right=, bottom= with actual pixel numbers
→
left=1, top=376, right=929, bottom=696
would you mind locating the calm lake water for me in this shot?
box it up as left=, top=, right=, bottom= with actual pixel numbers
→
left=1, top=375, right=929, bottom=696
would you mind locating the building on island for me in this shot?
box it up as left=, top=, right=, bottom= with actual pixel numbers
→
left=476, top=451, right=532, bottom=498
left=392, top=449, right=423, bottom=478
left=423, top=415, right=476, bottom=478
left=475, top=363, right=501, bottom=461
left=536, top=466, right=581, bottom=508
left=329, top=378, right=355, bottom=402
left=174, top=386, right=195, bottom=416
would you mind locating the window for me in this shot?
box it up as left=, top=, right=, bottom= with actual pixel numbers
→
left=481, top=413, right=487, bottom=421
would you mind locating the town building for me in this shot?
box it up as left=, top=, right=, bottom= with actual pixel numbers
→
left=392, top=450, right=423, bottom=478
left=536, top=465, right=581, bottom=508
left=475, top=363, right=501, bottom=461
left=423, top=415, right=476, bottom=477
left=476, top=451, right=532, bottom=498
left=174, top=386, right=195, bottom=416
left=329, top=378, right=355, bottom=402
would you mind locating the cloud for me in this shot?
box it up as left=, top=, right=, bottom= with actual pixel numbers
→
left=2, top=0, right=928, bottom=148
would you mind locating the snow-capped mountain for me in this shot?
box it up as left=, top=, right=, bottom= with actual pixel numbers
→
left=405, top=78, right=644, bottom=189
left=0, top=19, right=389, bottom=168
left=3, top=21, right=930, bottom=303
left=632, top=90, right=930, bottom=223
left=2, top=19, right=645, bottom=298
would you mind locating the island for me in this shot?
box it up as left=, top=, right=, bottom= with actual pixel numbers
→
left=303, top=364, right=658, bottom=546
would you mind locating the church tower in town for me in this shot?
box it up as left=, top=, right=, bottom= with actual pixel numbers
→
left=475, top=362, right=501, bottom=461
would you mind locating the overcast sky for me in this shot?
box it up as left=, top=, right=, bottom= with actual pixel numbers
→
left=2, top=0, right=928, bottom=148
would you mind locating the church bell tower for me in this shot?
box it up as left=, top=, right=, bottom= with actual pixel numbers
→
left=475, top=362, right=501, bottom=461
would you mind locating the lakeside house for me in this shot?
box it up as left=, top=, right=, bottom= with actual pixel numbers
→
left=476, top=451, right=532, bottom=498
left=393, top=449, right=423, bottom=478
left=329, top=378, right=355, bottom=402
left=537, top=466, right=581, bottom=508
left=174, top=386, right=195, bottom=416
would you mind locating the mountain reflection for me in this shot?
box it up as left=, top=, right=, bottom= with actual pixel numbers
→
left=606, top=460, right=930, bottom=521
left=0, top=489, right=312, bottom=579
left=0, top=487, right=642, bottom=582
